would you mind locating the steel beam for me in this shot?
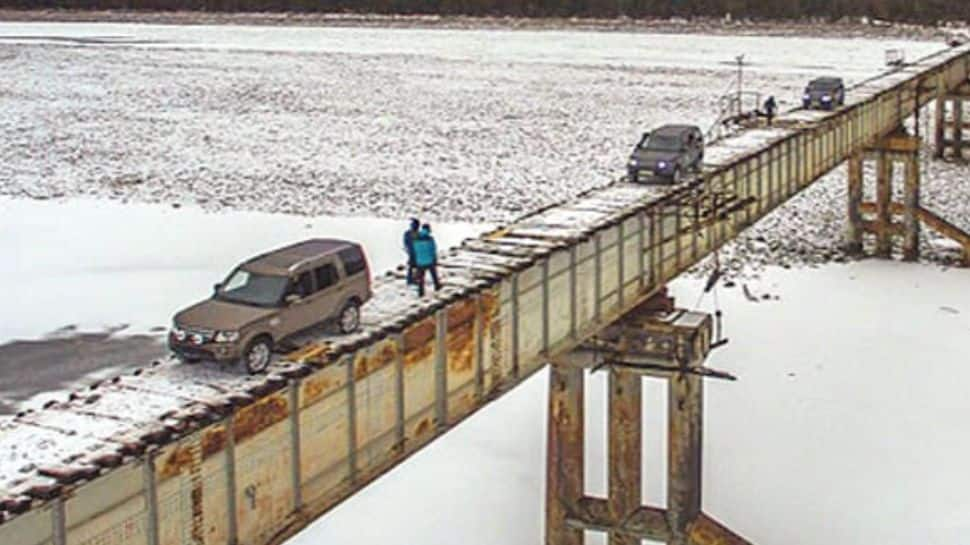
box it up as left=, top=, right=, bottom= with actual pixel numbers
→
left=846, top=153, right=864, bottom=255
left=667, top=372, right=704, bottom=545
left=874, top=150, right=893, bottom=258
left=608, top=368, right=642, bottom=545
left=903, top=152, right=921, bottom=261
left=545, top=363, right=584, bottom=545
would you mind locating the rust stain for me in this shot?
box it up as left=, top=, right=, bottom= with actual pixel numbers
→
left=403, top=318, right=435, bottom=351
left=403, top=317, right=435, bottom=369
left=414, top=417, right=432, bottom=437
left=687, top=513, right=752, bottom=545
left=156, top=438, right=206, bottom=543
left=301, top=366, right=346, bottom=406
left=285, top=342, right=331, bottom=364
left=201, top=426, right=226, bottom=459
left=446, top=320, right=475, bottom=374
left=157, top=443, right=194, bottom=481
left=354, top=341, right=397, bottom=381
left=480, top=290, right=499, bottom=320
left=447, top=299, right=476, bottom=328
left=232, top=393, right=289, bottom=444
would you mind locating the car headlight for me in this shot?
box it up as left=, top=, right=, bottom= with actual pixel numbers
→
left=821, top=95, right=832, bottom=102
left=657, top=160, right=668, bottom=170
left=215, top=331, right=239, bottom=343
left=628, top=159, right=638, bottom=167
left=803, top=93, right=811, bottom=101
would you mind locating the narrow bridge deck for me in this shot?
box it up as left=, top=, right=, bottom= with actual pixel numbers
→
left=3, top=42, right=969, bottom=545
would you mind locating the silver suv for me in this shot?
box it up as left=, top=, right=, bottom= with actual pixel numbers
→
left=169, top=239, right=372, bottom=374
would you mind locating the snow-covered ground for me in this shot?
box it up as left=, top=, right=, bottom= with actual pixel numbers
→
left=286, top=260, right=970, bottom=545
left=0, top=196, right=486, bottom=343
left=1, top=22, right=966, bottom=269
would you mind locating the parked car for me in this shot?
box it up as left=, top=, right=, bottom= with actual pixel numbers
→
left=802, top=77, right=845, bottom=110
left=169, top=239, right=372, bottom=374
left=627, top=124, right=704, bottom=184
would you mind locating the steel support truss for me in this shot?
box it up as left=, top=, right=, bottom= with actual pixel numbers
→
left=545, top=293, right=751, bottom=545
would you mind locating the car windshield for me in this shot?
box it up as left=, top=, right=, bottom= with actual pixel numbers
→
left=808, top=81, right=837, bottom=92
left=642, top=134, right=682, bottom=152
left=215, top=269, right=288, bottom=307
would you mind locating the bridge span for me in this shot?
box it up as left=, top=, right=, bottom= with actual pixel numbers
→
left=3, top=42, right=970, bottom=545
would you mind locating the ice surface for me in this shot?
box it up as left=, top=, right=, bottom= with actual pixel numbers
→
left=0, top=196, right=489, bottom=344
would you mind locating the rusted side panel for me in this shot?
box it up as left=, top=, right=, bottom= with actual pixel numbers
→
left=480, top=284, right=511, bottom=394
left=300, top=363, right=347, bottom=409
left=445, top=299, right=478, bottom=422
left=621, top=217, right=641, bottom=303
left=298, top=368, right=350, bottom=505
left=353, top=338, right=397, bottom=383
left=65, top=463, right=146, bottom=545
left=402, top=316, right=437, bottom=445
left=65, top=462, right=142, bottom=532
left=199, top=450, right=231, bottom=545
left=1, top=503, right=54, bottom=545
left=156, top=437, right=200, bottom=545
left=573, top=239, right=596, bottom=334
left=233, top=392, right=289, bottom=446
left=155, top=429, right=232, bottom=545
left=598, top=226, right=620, bottom=312
left=355, top=355, right=398, bottom=476
left=233, top=417, right=293, bottom=545
left=517, top=263, right=545, bottom=375
left=546, top=249, right=573, bottom=352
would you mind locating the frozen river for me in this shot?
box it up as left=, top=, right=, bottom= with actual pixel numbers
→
left=0, top=20, right=968, bottom=545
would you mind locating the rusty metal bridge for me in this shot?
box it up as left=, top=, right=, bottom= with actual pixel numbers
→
left=4, top=41, right=970, bottom=545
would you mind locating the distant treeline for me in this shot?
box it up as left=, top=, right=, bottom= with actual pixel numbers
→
left=2, top=0, right=968, bottom=24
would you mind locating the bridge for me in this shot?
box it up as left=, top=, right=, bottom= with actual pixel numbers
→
left=3, top=41, right=970, bottom=545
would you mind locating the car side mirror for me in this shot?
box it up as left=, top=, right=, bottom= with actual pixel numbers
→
left=285, top=294, right=302, bottom=305
left=213, top=283, right=222, bottom=293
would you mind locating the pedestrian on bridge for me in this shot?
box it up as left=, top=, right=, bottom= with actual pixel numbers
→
left=403, top=218, right=420, bottom=285
left=763, top=95, right=777, bottom=126
left=412, top=223, right=441, bottom=297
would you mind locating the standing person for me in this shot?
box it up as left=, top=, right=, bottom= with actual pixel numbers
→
left=412, top=223, right=441, bottom=297
left=763, top=95, right=777, bottom=126
left=403, top=218, right=420, bottom=286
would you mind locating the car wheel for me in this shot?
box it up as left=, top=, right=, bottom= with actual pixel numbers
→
left=339, top=300, right=361, bottom=334
left=243, top=336, right=273, bottom=375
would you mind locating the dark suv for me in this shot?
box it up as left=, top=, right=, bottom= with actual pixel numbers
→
left=802, top=77, right=845, bottom=110
left=627, top=125, right=704, bottom=184
left=169, top=239, right=372, bottom=374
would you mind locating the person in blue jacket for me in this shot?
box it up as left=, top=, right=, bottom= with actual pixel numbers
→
left=412, top=223, right=441, bottom=297
left=403, top=218, right=420, bottom=285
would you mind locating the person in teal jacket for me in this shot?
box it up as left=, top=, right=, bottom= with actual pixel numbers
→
left=412, top=224, right=441, bottom=297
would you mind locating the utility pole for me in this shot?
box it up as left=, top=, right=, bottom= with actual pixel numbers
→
left=735, top=54, right=745, bottom=116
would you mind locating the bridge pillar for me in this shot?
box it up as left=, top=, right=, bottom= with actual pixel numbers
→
left=934, top=86, right=970, bottom=160
left=545, top=296, right=753, bottom=545
left=845, top=132, right=921, bottom=261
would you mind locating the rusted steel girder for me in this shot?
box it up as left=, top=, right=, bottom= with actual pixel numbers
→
left=547, top=297, right=755, bottom=545
left=546, top=363, right=584, bottom=545
left=846, top=153, right=864, bottom=255
left=847, top=132, right=927, bottom=262
left=608, top=369, right=641, bottom=545
left=668, top=372, right=704, bottom=545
